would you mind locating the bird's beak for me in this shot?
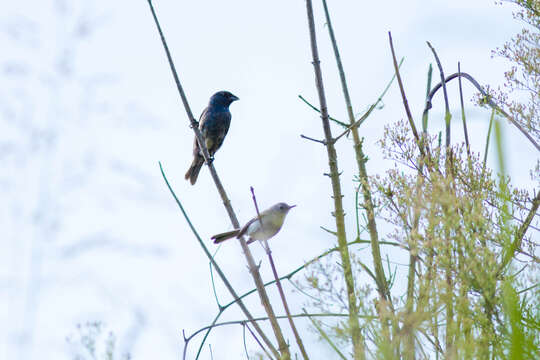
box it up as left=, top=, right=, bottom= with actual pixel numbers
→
left=288, top=205, right=297, bottom=210
left=231, top=94, right=239, bottom=102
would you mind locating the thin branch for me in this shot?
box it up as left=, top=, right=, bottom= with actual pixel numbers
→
left=483, top=109, right=496, bottom=170
left=304, top=309, right=347, bottom=360
left=298, top=95, right=349, bottom=128
left=501, top=190, right=540, bottom=271
left=458, top=63, right=471, bottom=158
left=422, top=64, right=433, bottom=133
left=242, top=324, right=249, bottom=360
left=426, top=41, right=451, bottom=149
left=333, top=57, right=404, bottom=143
left=388, top=32, right=424, bottom=157
left=300, top=134, right=327, bottom=145
left=245, top=323, right=272, bottom=360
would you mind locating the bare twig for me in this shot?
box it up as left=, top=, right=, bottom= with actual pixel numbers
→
left=298, top=94, right=348, bottom=128
left=332, top=57, right=403, bottom=143
left=500, top=190, right=540, bottom=272
left=250, top=187, right=264, bottom=226
left=483, top=109, right=496, bottom=171
left=244, top=323, right=270, bottom=360
left=300, top=134, right=327, bottom=145
left=427, top=42, right=451, bottom=149
left=388, top=32, right=424, bottom=156
left=304, top=309, right=347, bottom=360
left=422, top=64, right=433, bottom=133
left=458, top=63, right=471, bottom=158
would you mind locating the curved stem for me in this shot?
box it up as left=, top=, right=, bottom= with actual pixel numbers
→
left=423, top=71, right=540, bottom=152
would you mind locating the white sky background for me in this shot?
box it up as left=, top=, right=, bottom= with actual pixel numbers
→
left=1, top=0, right=537, bottom=359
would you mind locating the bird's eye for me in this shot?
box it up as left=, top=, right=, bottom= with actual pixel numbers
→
left=280, top=205, right=284, bottom=210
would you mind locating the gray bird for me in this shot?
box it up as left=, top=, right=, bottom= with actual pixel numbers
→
left=212, top=202, right=296, bottom=244
left=185, top=91, right=239, bottom=184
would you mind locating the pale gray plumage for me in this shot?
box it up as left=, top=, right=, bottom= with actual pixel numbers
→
left=211, top=202, right=295, bottom=244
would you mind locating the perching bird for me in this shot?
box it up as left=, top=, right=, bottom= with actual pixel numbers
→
left=185, top=91, right=239, bottom=184
left=212, top=203, right=296, bottom=244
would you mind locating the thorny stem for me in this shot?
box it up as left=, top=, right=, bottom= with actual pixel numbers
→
left=147, top=2, right=288, bottom=358
left=304, top=1, right=364, bottom=358
left=322, top=0, right=392, bottom=352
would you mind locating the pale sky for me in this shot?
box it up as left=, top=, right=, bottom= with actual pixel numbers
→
left=1, top=0, right=536, bottom=359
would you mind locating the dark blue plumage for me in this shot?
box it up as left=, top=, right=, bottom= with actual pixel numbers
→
left=185, top=91, right=239, bottom=184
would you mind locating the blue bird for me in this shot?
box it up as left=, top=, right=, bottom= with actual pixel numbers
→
left=185, top=91, right=239, bottom=184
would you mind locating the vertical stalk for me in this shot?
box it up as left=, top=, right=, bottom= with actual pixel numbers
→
left=458, top=63, right=471, bottom=158
left=427, top=42, right=456, bottom=356
left=320, top=0, right=390, bottom=309
left=405, top=65, right=433, bottom=359
left=304, top=1, right=364, bottom=358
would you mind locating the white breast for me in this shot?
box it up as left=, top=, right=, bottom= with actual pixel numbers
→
left=246, top=219, right=277, bottom=241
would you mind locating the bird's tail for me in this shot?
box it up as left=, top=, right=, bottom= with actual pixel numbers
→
left=212, top=229, right=240, bottom=244
left=185, top=156, right=204, bottom=185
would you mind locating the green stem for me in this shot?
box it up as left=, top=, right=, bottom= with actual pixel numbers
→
left=304, top=1, right=364, bottom=358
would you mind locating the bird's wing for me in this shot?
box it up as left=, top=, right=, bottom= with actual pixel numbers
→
left=237, top=216, right=260, bottom=238
left=200, top=108, right=231, bottom=155
left=198, top=106, right=209, bottom=129
left=192, top=107, right=209, bottom=156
